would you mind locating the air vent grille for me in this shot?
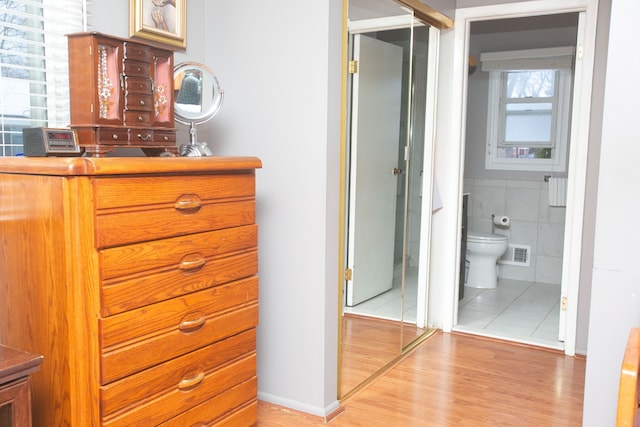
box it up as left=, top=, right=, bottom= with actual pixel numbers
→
left=499, top=244, right=531, bottom=267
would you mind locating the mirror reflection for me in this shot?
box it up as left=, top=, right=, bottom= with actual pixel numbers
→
left=340, top=0, right=438, bottom=399
left=173, top=61, right=224, bottom=156
left=175, top=69, right=202, bottom=112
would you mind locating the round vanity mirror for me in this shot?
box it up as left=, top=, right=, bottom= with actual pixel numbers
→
left=173, top=61, right=224, bottom=156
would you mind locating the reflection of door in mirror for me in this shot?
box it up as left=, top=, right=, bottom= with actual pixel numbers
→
left=340, top=0, right=438, bottom=399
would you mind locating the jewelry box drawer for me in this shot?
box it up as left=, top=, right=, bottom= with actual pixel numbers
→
left=100, top=303, right=258, bottom=384
left=123, top=59, right=150, bottom=77
left=123, top=76, right=152, bottom=94
left=100, top=225, right=258, bottom=315
left=123, top=111, right=151, bottom=125
left=123, top=42, right=151, bottom=62
left=101, top=332, right=256, bottom=426
left=154, top=129, right=176, bottom=143
left=97, top=128, right=130, bottom=144
left=124, top=93, right=153, bottom=111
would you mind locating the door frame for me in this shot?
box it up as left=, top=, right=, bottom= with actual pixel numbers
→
left=445, top=0, right=599, bottom=356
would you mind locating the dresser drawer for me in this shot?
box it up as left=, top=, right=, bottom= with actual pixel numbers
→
left=100, top=275, right=258, bottom=349
left=101, top=303, right=258, bottom=384
left=102, top=345, right=256, bottom=426
left=100, top=227, right=257, bottom=315
left=158, top=379, right=257, bottom=427
left=209, top=402, right=258, bottom=427
left=94, top=174, right=256, bottom=247
left=102, top=249, right=257, bottom=315
left=95, top=174, right=256, bottom=209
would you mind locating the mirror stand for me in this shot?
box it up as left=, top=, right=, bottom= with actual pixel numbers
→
left=178, top=121, right=214, bottom=157
left=173, top=61, right=224, bottom=157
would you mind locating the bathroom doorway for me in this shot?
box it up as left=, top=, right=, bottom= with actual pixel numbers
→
left=448, top=1, right=599, bottom=356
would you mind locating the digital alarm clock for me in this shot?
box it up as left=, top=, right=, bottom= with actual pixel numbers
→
left=23, top=127, right=82, bottom=156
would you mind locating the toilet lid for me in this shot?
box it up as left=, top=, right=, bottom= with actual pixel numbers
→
left=467, top=232, right=507, bottom=243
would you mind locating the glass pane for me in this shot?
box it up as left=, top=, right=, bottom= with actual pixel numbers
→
left=504, top=102, right=552, bottom=143
left=505, top=70, right=556, bottom=98
left=498, top=146, right=552, bottom=159
left=97, top=43, right=121, bottom=120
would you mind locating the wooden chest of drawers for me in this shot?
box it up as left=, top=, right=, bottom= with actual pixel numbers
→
left=0, top=157, right=261, bottom=426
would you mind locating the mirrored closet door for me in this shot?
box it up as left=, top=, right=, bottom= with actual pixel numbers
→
left=340, top=0, right=441, bottom=399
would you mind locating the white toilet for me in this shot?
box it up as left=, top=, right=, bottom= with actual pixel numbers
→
left=465, top=232, right=508, bottom=289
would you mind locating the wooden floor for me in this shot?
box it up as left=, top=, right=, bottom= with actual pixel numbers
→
left=340, top=314, right=427, bottom=395
left=258, top=331, right=586, bottom=426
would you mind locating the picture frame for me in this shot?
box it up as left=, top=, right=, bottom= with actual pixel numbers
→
left=129, top=0, right=186, bottom=50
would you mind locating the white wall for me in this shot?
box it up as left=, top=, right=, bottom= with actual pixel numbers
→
left=200, top=1, right=343, bottom=417
left=583, top=0, right=640, bottom=424
left=88, top=0, right=342, bottom=417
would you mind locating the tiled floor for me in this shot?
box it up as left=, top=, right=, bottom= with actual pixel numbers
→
left=343, top=266, right=418, bottom=322
left=455, top=278, right=563, bottom=349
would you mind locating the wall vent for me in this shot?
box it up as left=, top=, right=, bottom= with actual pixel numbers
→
left=499, top=244, right=531, bottom=267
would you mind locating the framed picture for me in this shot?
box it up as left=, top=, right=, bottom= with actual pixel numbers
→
left=129, top=0, right=186, bottom=49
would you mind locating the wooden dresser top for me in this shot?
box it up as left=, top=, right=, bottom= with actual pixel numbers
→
left=0, top=156, right=262, bottom=176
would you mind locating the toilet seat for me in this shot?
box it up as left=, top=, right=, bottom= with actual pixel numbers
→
left=467, top=232, right=508, bottom=244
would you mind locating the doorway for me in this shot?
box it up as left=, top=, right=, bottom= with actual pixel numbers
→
left=456, top=13, right=579, bottom=350
left=446, top=0, right=599, bottom=356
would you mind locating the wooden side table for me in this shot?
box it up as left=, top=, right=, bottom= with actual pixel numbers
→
left=0, top=346, right=43, bottom=427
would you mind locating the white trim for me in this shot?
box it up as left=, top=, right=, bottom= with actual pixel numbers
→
left=348, top=15, right=415, bottom=33
left=416, top=26, right=440, bottom=328
left=442, top=0, right=599, bottom=357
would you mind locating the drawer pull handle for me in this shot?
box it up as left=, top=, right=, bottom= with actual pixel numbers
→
left=136, top=133, right=151, bottom=141
left=174, top=195, right=202, bottom=211
left=179, top=316, right=205, bottom=331
left=139, top=99, right=145, bottom=106
left=137, top=115, right=143, bottom=122
left=178, top=372, right=205, bottom=391
left=179, top=256, right=206, bottom=271
left=112, top=134, right=119, bottom=140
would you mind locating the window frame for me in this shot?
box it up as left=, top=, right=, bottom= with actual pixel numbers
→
left=482, top=47, right=574, bottom=172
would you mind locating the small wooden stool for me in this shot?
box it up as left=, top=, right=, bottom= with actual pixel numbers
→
left=0, top=346, right=43, bottom=427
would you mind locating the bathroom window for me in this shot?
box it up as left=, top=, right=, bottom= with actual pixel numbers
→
left=481, top=47, right=574, bottom=172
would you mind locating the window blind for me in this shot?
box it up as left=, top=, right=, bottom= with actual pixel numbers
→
left=0, top=0, right=89, bottom=155
left=480, top=46, right=575, bottom=72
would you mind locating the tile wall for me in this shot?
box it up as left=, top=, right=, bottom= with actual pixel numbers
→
left=464, top=178, right=566, bottom=284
